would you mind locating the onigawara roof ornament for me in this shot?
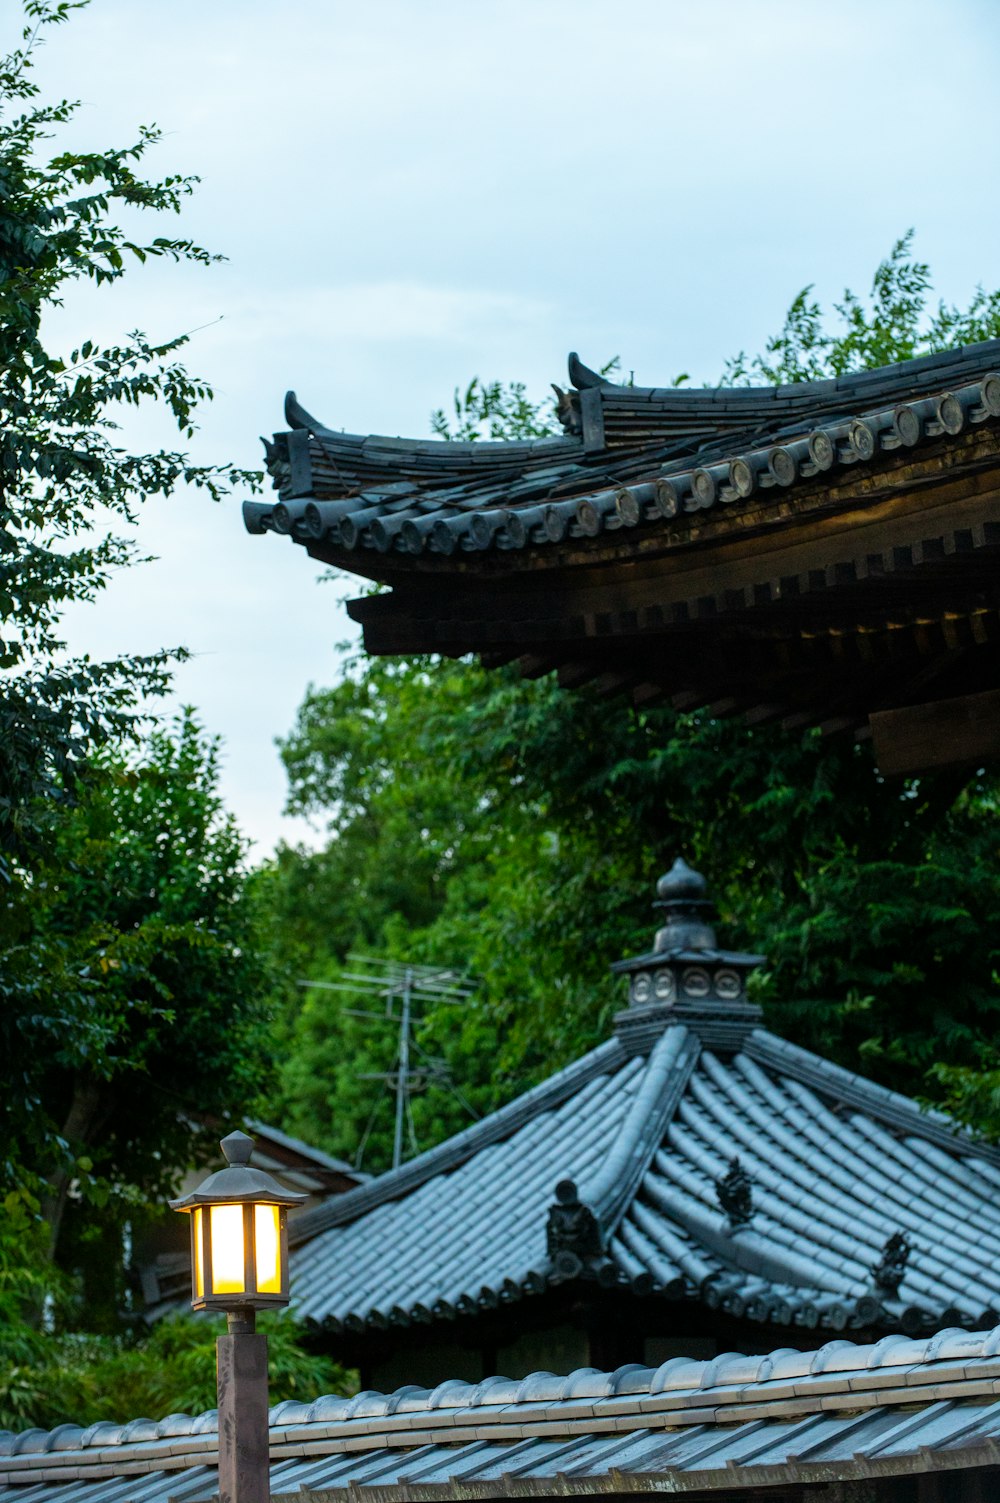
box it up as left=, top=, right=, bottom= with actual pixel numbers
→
left=715, top=1156, right=754, bottom=1231
left=545, top=1177, right=603, bottom=1275
left=872, top=1229, right=912, bottom=1296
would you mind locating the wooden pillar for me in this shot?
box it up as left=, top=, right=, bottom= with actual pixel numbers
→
left=217, top=1323, right=270, bottom=1503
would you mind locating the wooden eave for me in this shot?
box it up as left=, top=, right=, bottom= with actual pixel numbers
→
left=337, top=428, right=1000, bottom=748
left=250, top=348, right=1000, bottom=768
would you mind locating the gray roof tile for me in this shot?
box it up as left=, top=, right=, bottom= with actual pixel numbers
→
left=13, top=1332, right=1000, bottom=1498
left=278, top=1011, right=1000, bottom=1340
left=252, top=344, right=1000, bottom=565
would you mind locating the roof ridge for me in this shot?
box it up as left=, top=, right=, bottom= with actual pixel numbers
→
left=285, top=389, right=580, bottom=456
left=579, top=1025, right=699, bottom=1242
left=746, top=1030, right=1000, bottom=1169
left=594, top=336, right=1000, bottom=403
left=291, top=1038, right=628, bottom=1244
left=244, top=1118, right=364, bottom=1178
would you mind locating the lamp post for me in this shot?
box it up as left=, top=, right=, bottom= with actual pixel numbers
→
left=171, top=1130, right=306, bottom=1503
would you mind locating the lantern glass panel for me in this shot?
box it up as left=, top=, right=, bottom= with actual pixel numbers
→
left=193, top=1207, right=205, bottom=1298
left=210, top=1203, right=247, bottom=1294
left=254, top=1204, right=282, bottom=1294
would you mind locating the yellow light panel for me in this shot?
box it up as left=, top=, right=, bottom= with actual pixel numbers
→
left=210, top=1204, right=246, bottom=1294
left=254, top=1204, right=281, bottom=1294
left=193, top=1207, right=205, bottom=1298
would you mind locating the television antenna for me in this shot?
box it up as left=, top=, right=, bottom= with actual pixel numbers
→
left=298, top=956, right=478, bottom=1170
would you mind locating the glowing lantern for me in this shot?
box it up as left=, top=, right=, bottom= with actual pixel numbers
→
left=170, top=1130, right=306, bottom=1313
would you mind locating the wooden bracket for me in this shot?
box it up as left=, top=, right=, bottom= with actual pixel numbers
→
left=870, top=689, right=1000, bottom=776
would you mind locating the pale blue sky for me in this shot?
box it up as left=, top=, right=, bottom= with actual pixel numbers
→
left=14, top=0, right=1000, bottom=849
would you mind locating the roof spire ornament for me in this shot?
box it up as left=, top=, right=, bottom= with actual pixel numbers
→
left=654, top=857, right=718, bottom=952
left=610, top=860, right=766, bottom=1053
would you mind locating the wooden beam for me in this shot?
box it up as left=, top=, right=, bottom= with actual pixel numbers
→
left=819, top=714, right=863, bottom=738
left=743, top=703, right=788, bottom=726
left=870, top=689, right=1000, bottom=776
left=557, top=661, right=603, bottom=689
left=517, top=653, right=559, bottom=680
left=591, top=671, right=637, bottom=699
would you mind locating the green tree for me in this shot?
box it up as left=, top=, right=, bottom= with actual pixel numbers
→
left=264, top=236, right=1000, bottom=1167
left=24, top=713, right=271, bottom=1323
left=259, top=655, right=512, bottom=1167
left=721, top=232, right=1000, bottom=385
left=0, top=1, right=260, bottom=1223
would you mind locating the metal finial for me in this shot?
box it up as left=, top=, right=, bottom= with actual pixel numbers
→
left=653, top=856, right=717, bottom=953
left=656, top=856, right=708, bottom=902
left=220, top=1130, right=255, bottom=1166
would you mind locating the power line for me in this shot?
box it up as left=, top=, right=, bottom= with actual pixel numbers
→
left=298, top=955, right=478, bottom=1171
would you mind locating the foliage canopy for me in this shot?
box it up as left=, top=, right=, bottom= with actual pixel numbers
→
left=0, top=1, right=255, bottom=855
left=0, top=1310, right=353, bottom=1432
left=0, top=1, right=267, bottom=1272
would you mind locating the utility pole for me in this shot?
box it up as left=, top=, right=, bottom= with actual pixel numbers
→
left=392, top=966, right=413, bottom=1170
left=298, top=956, right=478, bottom=1171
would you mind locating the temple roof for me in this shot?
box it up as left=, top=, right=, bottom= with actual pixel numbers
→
left=285, top=867, right=1000, bottom=1344
left=6, top=1326, right=1000, bottom=1500
left=248, top=341, right=1000, bottom=770
left=252, top=346, right=1000, bottom=550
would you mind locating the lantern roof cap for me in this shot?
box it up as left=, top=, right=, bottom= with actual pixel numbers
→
left=169, top=1131, right=308, bottom=1212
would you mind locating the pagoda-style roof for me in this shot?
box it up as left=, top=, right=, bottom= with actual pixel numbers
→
left=6, top=1328, right=1000, bottom=1501
left=286, top=865, right=1000, bottom=1347
left=248, top=343, right=1000, bottom=772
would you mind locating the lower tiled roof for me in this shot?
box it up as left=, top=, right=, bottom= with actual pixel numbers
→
left=623, top=1038, right=1000, bottom=1333
left=6, top=1328, right=1000, bottom=1499
left=287, top=1018, right=1000, bottom=1340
